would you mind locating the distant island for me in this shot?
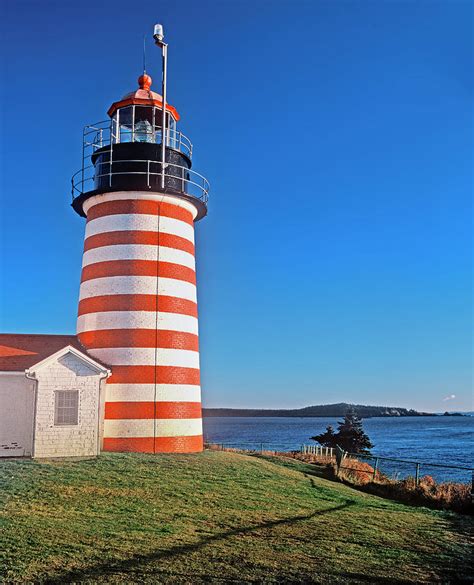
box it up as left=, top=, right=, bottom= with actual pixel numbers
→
left=202, top=402, right=439, bottom=418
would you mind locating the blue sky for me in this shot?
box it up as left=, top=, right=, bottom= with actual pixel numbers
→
left=1, top=0, right=472, bottom=411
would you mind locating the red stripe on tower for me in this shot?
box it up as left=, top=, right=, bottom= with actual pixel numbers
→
left=78, top=329, right=199, bottom=351
left=84, top=231, right=195, bottom=255
left=81, top=260, right=196, bottom=285
left=78, top=295, right=198, bottom=317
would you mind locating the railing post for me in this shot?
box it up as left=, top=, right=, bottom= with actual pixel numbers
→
left=108, top=148, right=112, bottom=188
left=260, top=442, right=264, bottom=453
left=415, top=463, right=420, bottom=486
left=147, top=160, right=150, bottom=188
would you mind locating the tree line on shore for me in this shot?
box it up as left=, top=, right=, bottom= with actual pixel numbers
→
left=203, top=402, right=434, bottom=418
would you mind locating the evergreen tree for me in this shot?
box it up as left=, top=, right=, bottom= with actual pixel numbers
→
left=335, top=410, right=373, bottom=453
left=310, top=425, right=337, bottom=447
left=310, top=409, right=373, bottom=454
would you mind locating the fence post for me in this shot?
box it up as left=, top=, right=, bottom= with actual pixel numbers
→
left=373, top=457, right=379, bottom=482
left=260, top=442, right=264, bottom=453
left=335, top=445, right=345, bottom=477
left=415, top=463, right=420, bottom=486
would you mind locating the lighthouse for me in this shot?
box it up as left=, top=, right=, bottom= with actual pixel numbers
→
left=71, top=26, right=209, bottom=453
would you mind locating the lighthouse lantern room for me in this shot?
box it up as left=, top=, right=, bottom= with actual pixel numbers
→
left=71, top=25, right=209, bottom=454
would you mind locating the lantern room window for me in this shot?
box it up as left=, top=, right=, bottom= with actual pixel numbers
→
left=118, top=106, right=133, bottom=142
left=112, top=105, right=177, bottom=145
left=134, top=106, right=154, bottom=143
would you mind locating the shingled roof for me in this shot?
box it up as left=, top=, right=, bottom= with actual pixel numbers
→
left=0, top=334, right=104, bottom=372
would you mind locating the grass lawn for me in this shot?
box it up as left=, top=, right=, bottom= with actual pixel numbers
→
left=1, top=451, right=472, bottom=583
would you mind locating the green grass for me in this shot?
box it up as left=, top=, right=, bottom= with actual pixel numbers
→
left=1, top=451, right=472, bottom=583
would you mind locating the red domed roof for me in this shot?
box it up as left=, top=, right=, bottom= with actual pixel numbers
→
left=107, top=74, right=180, bottom=121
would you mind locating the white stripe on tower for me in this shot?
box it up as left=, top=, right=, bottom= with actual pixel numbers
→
left=106, top=384, right=202, bottom=403
left=77, top=193, right=203, bottom=454
left=82, top=245, right=196, bottom=270
left=79, top=277, right=197, bottom=302
left=85, top=213, right=195, bottom=242
left=77, top=311, right=199, bottom=334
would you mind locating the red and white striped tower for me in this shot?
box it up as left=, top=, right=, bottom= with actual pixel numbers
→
left=71, top=27, right=209, bottom=453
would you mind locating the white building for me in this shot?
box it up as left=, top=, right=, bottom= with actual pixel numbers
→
left=0, top=334, right=110, bottom=458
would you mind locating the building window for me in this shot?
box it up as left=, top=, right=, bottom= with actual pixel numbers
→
left=54, top=390, right=79, bottom=426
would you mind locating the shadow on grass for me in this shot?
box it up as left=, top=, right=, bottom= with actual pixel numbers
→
left=337, top=572, right=414, bottom=584
left=45, top=502, right=355, bottom=584
left=251, top=453, right=331, bottom=480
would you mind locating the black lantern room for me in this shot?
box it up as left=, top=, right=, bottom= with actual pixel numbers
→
left=71, top=74, right=209, bottom=220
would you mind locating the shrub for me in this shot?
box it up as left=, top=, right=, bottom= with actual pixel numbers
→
left=332, top=458, right=472, bottom=514
left=336, top=457, right=375, bottom=485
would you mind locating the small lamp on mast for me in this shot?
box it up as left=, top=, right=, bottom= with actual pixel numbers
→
left=153, top=23, right=168, bottom=189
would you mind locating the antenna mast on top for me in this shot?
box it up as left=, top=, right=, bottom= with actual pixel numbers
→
left=143, top=34, right=147, bottom=74
left=153, top=23, right=168, bottom=190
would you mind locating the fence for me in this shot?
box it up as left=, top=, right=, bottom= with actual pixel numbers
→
left=328, top=445, right=474, bottom=488
left=301, top=445, right=335, bottom=458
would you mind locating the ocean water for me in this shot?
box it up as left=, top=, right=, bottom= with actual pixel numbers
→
left=202, top=416, right=474, bottom=483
